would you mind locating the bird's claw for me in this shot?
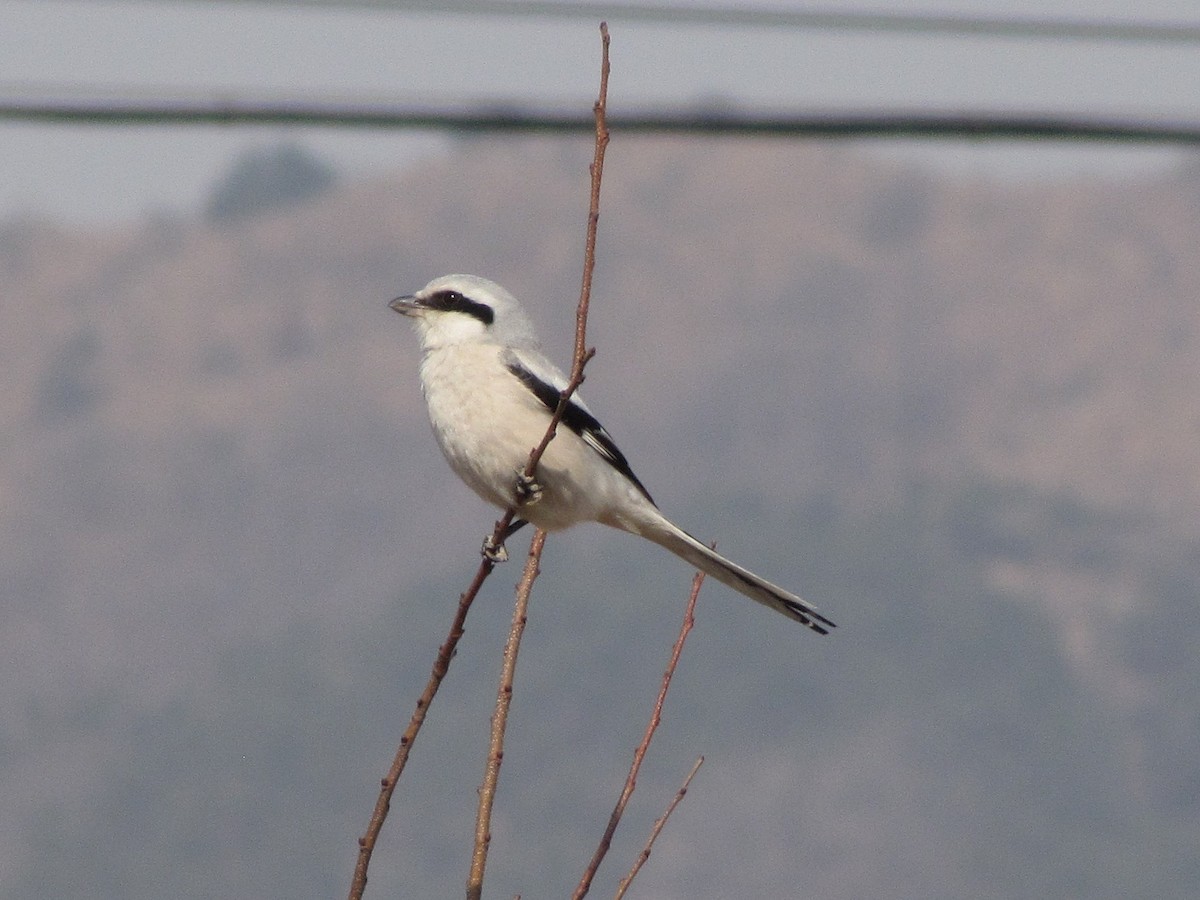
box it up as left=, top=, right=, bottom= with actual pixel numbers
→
left=514, top=469, right=543, bottom=507
left=481, top=534, right=509, bottom=563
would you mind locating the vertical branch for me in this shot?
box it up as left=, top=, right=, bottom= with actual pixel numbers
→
left=351, top=26, right=613, bottom=900
left=352, top=25, right=613, bottom=900
left=522, top=21, right=610, bottom=472
left=466, top=530, right=546, bottom=900
left=574, top=21, right=611, bottom=380
left=464, top=23, right=613, bottom=900
left=572, top=564, right=706, bottom=899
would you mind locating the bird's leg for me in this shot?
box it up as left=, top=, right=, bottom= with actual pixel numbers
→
left=513, top=468, right=544, bottom=507
left=481, top=518, right=529, bottom=563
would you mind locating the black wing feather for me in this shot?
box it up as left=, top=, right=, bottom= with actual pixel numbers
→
left=505, top=361, right=655, bottom=505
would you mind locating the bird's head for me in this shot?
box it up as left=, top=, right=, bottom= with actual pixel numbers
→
left=390, top=274, right=540, bottom=351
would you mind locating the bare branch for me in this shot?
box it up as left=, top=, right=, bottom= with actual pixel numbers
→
left=464, top=23, right=613, bottom=900
left=573, top=562, right=706, bottom=899
left=351, top=25, right=613, bottom=895
left=522, top=21, right=610, bottom=474
left=614, top=756, right=705, bottom=900
left=466, top=530, right=546, bottom=899
left=350, top=25, right=614, bottom=898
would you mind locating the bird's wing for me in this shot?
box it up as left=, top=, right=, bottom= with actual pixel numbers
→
left=502, top=348, right=654, bottom=504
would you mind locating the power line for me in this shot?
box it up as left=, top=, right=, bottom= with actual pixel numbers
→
left=61, top=0, right=1200, bottom=44
left=3, top=94, right=1200, bottom=144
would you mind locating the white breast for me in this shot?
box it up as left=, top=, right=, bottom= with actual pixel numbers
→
left=417, top=343, right=653, bottom=531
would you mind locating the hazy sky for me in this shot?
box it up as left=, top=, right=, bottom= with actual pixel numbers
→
left=3, top=0, right=1199, bottom=224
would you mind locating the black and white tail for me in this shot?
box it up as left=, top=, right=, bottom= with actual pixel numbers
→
left=642, top=518, right=835, bottom=635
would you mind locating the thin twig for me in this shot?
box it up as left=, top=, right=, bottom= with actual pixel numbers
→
left=523, top=21, right=610, bottom=472
left=464, top=22, right=613, bottom=900
left=573, top=563, right=706, bottom=899
left=466, top=530, right=546, bottom=899
left=349, top=25, right=613, bottom=899
left=614, top=756, right=705, bottom=900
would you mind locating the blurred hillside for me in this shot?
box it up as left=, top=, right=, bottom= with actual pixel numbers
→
left=2, top=137, right=1197, bottom=898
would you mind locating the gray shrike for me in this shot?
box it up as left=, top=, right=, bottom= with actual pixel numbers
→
left=390, top=274, right=834, bottom=634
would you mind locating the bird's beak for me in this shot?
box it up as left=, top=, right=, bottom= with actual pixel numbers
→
left=389, top=294, right=423, bottom=316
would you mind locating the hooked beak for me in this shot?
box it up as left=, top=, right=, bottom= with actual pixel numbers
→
left=389, top=294, right=423, bottom=316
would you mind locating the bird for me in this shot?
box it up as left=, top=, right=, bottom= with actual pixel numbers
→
left=389, top=274, right=834, bottom=634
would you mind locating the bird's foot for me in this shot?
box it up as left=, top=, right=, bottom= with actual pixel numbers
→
left=481, top=534, right=509, bottom=563
left=481, top=517, right=529, bottom=563
left=514, top=469, right=543, bottom=507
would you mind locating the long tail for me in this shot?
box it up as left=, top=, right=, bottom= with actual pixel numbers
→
left=639, top=515, right=835, bottom=635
